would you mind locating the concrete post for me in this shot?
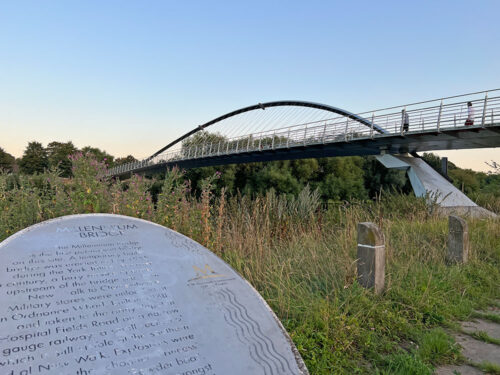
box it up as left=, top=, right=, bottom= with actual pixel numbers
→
left=441, top=157, right=448, bottom=178
left=357, top=222, right=385, bottom=294
left=447, top=215, right=469, bottom=264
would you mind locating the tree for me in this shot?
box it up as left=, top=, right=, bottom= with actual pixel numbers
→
left=318, top=157, right=367, bottom=200
left=364, top=156, right=409, bottom=196
left=46, top=141, right=78, bottom=177
left=420, top=152, right=457, bottom=175
left=185, top=164, right=237, bottom=195
left=181, top=131, right=228, bottom=157
left=292, top=159, right=319, bottom=183
left=244, top=161, right=303, bottom=197
left=486, top=161, right=500, bottom=174
left=448, top=168, right=482, bottom=194
left=81, top=146, right=114, bottom=166
left=19, top=142, right=48, bottom=174
left=0, top=147, right=15, bottom=172
left=114, top=155, right=138, bottom=166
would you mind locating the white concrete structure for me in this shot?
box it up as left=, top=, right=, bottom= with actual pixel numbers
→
left=376, top=154, right=495, bottom=217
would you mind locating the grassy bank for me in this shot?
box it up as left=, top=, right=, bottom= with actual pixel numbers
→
left=1, top=154, right=499, bottom=374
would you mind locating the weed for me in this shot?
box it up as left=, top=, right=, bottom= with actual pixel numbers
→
left=417, top=328, right=460, bottom=364
left=378, top=353, right=432, bottom=375
left=476, top=361, right=500, bottom=374
left=472, top=312, right=500, bottom=324
left=469, top=331, right=500, bottom=346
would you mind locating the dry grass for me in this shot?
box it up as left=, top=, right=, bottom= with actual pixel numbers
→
left=1, top=156, right=499, bottom=373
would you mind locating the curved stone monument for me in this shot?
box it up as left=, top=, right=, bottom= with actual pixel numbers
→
left=0, top=214, right=308, bottom=375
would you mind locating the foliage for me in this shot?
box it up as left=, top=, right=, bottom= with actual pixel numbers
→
left=477, top=361, right=500, bottom=374
left=114, top=155, right=138, bottom=166
left=486, top=160, right=500, bottom=174
left=181, top=131, right=227, bottom=156
left=80, top=146, right=114, bottom=166
left=46, top=141, right=78, bottom=177
left=421, top=153, right=457, bottom=175
left=448, top=168, right=482, bottom=194
left=416, top=328, right=460, bottom=364
left=0, top=147, right=15, bottom=172
left=378, top=353, right=432, bottom=375
left=2, top=141, right=131, bottom=177
left=1, top=155, right=499, bottom=374
left=19, top=141, right=49, bottom=174
left=6, top=140, right=500, bottom=210
left=186, top=156, right=372, bottom=201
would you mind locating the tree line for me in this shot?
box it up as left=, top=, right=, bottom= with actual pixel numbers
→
left=0, top=141, right=136, bottom=177
left=1, top=140, right=498, bottom=202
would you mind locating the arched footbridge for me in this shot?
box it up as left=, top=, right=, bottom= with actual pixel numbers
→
left=108, top=89, right=500, bottom=177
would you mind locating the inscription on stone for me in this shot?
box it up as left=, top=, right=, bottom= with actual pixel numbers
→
left=0, top=214, right=307, bottom=375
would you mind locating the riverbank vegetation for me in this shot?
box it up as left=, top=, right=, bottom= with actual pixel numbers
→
left=1, top=152, right=499, bottom=374
left=2, top=140, right=500, bottom=211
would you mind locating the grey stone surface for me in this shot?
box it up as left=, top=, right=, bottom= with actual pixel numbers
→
left=454, top=333, right=500, bottom=365
left=447, top=215, right=469, bottom=264
left=486, top=303, right=500, bottom=313
left=357, top=222, right=385, bottom=294
left=0, top=214, right=308, bottom=375
left=462, top=319, right=500, bottom=341
left=436, top=206, right=497, bottom=219
left=434, top=364, right=483, bottom=375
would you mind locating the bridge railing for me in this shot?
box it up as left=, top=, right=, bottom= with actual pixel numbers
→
left=370, top=95, right=500, bottom=134
left=107, top=90, right=500, bottom=176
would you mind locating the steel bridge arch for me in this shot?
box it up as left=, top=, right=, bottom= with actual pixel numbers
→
left=149, top=100, right=388, bottom=160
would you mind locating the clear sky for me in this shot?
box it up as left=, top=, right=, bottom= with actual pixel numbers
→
left=1, top=1, right=499, bottom=171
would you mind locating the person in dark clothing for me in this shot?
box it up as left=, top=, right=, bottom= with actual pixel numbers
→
left=402, top=109, right=409, bottom=132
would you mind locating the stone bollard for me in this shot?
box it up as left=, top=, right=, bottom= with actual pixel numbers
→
left=357, top=222, right=385, bottom=294
left=447, top=215, right=469, bottom=264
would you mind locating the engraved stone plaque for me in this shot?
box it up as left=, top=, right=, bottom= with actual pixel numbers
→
left=0, top=214, right=308, bottom=375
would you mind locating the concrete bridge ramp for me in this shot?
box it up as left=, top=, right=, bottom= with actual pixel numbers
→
left=376, top=154, right=496, bottom=218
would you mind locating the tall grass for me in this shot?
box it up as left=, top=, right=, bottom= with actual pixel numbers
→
left=1, top=153, right=499, bottom=374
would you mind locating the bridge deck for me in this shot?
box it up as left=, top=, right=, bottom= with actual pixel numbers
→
left=113, top=124, right=500, bottom=176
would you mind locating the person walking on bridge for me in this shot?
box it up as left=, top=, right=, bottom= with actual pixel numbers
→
left=402, top=109, right=409, bottom=132
left=465, top=101, right=475, bottom=126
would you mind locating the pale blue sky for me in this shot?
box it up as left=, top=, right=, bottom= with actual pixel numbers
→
left=1, top=1, right=499, bottom=171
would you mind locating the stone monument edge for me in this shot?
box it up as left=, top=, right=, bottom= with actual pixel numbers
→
left=0, top=213, right=171, bottom=247
left=0, top=213, right=310, bottom=374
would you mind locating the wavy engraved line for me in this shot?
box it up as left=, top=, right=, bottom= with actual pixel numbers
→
left=219, top=289, right=280, bottom=369
left=220, top=289, right=291, bottom=373
left=221, top=289, right=290, bottom=372
left=219, top=290, right=283, bottom=374
left=223, top=288, right=294, bottom=373
left=222, top=313, right=268, bottom=374
left=218, top=291, right=274, bottom=374
left=221, top=303, right=273, bottom=375
left=219, top=290, right=281, bottom=373
left=217, top=292, right=274, bottom=375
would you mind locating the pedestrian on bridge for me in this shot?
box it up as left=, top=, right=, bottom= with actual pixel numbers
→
left=465, top=101, right=475, bottom=126
left=402, top=109, right=409, bottom=132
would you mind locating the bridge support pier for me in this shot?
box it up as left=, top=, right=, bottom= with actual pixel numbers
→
left=375, top=154, right=495, bottom=218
